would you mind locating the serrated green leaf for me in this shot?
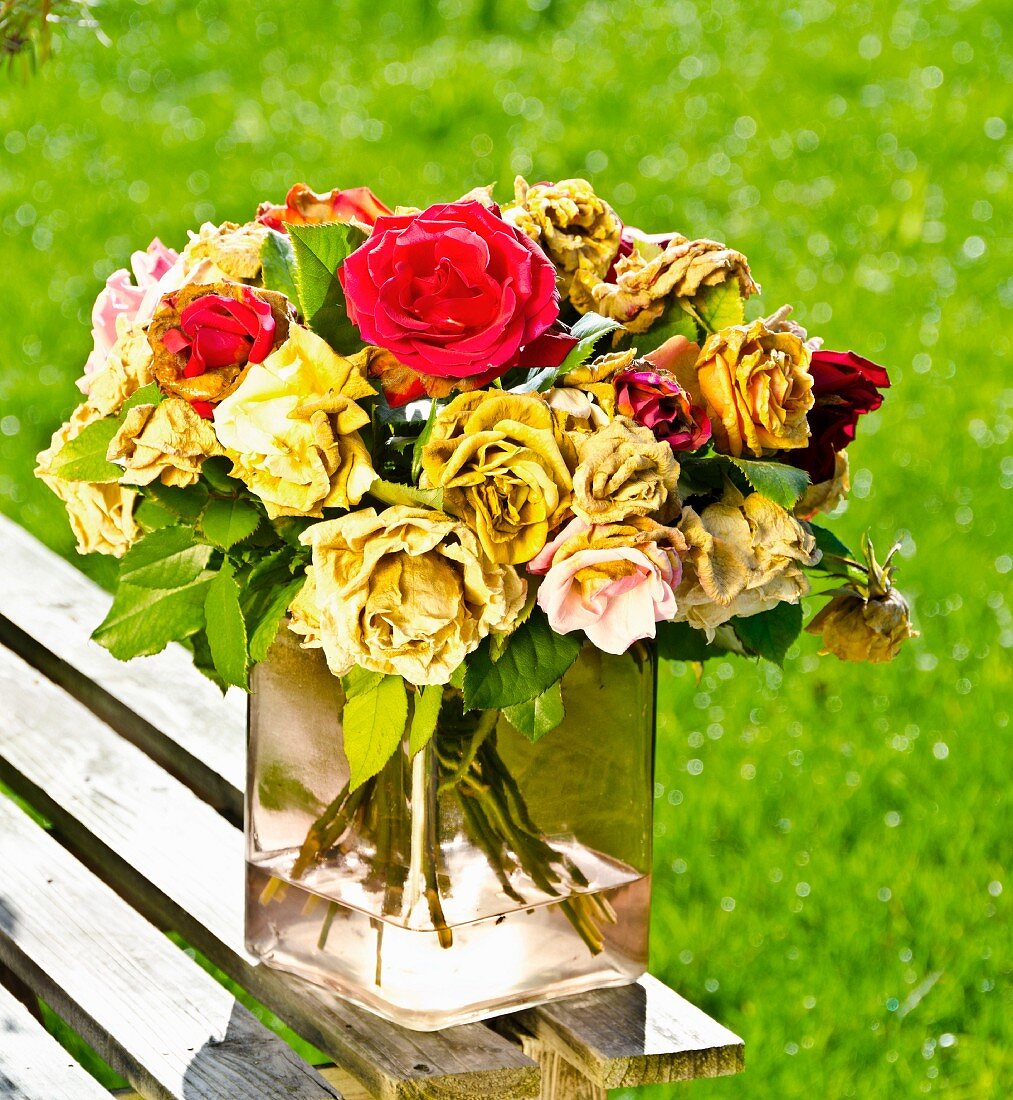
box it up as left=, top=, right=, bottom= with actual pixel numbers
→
left=144, top=481, right=210, bottom=522
left=92, top=575, right=213, bottom=659
left=409, top=684, right=443, bottom=756
left=630, top=300, right=701, bottom=356
left=260, top=229, right=299, bottom=303
left=463, top=612, right=583, bottom=711
left=341, top=666, right=386, bottom=699
left=342, top=674, right=408, bottom=791
left=200, top=496, right=261, bottom=549
left=515, top=312, right=623, bottom=393
left=503, top=679, right=565, bottom=742
left=808, top=524, right=856, bottom=575
left=289, top=222, right=367, bottom=354
left=733, top=601, right=804, bottom=665
left=726, top=457, right=810, bottom=510
left=119, top=527, right=213, bottom=589
left=200, top=456, right=242, bottom=494
left=123, top=383, right=164, bottom=411
left=656, top=620, right=725, bottom=662
left=48, top=416, right=123, bottom=482
left=241, top=570, right=306, bottom=665
left=134, top=497, right=176, bottom=533
left=367, top=477, right=444, bottom=512
left=691, top=279, right=746, bottom=334
left=204, top=562, right=248, bottom=689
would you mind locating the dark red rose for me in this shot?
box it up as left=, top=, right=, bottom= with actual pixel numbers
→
left=162, top=289, right=276, bottom=378
left=787, top=349, right=890, bottom=482
left=339, top=200, right=560, bottom=380
left=614, top=365, right=712, bottom=452
left=256, top=183, right=391, bottom=232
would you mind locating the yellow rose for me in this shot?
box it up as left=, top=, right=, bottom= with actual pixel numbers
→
left=213, top=324, right=376, bottom=518
left=571, top=416, right=680, bottom=524
left=182, top=220, right=271, bottom=281
left=35, top=405, right=138, bottom=557
left=83, top=321, right=155, bottom=417
left=503, top=177, right=622, bottom=305
left=299, top=506, right=527, bottom=685
left=674, top=484, right=820, bottom=638
left=679, top=318, right=814, bottom=458
left=420, top=391, right=576, bottom=565
left=572, top=234, right=760, bottom=331
left=807, top=588, right=917, bottom=663
left=107, top=398, right=223, bottom=488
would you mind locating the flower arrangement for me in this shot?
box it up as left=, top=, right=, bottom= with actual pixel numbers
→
left=37, top=176, right=917, bottom=998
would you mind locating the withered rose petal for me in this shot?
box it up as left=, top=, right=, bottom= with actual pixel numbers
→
left=256, top=183, right=392, bottom=231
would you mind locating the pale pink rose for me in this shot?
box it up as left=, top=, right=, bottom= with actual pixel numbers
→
left=528, top=517, right=685, bottom=654
left=81, top=239, right=179, bottom=386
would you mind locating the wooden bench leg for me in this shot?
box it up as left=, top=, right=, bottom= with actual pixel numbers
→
left=519, top=1035, right=607, bottom=1099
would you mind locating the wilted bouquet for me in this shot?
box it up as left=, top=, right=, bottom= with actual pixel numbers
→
left=38, top=175, right=916, bottom=953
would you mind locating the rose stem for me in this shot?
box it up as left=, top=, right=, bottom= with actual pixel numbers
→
left=317, top=902, right=338, bottom=951
left=437, top=709, right=499, bottom=793
left=424, top=737, right=453, bottom=948
left=457, top=792, right=525, bottom=903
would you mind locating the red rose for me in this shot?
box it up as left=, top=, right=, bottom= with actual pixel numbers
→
left=614, top=365, right=712, bottom=452
left=786, top=349, right=890, bottom=482
left=163, top=288, right=276, bottom=379
left=339, top=200, right=560, bottom=380
left=256, top=182, right=391, bottom=232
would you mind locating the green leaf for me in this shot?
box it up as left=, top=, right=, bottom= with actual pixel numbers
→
left=289, top=222, right=367, bottom=354
left=342, top=674, right=408, bottom=791
left=463, top=612, right=583, bottom=711
left=245, top=577, right=305, bottom=664
left=204, top=562, right=248, bottom=689
left=341, top=665, right=386, bottom=699
left=134, top=497, right=176, bottom=533
left=523, top=312, right=623, bottom=393
left=409, top=684, right=443, bottom=756
left=367, top=477, right=444, bottom=512
left=690, top=279, right=745, bottom=334
left=808, top=524, right=857, bottom=575
left=630, top=300, right=700, bottom=356
left=47, top=416, right=123, bottom=482
left=92, top=576, right=213, bottom=659
left=260, top=229, right=299, bottom=302
left=123, top=383, right=164, bottom=411
left=144, top=481, right=210, bottom=523
left=726, top=457, right=810, bottom=510
left=503, top=679, right=565, bottom=742
left=411, top=400, right=439, bottom=483
left=200, top=496, right=261, bottom=549
left=732, top=601, right=804, bottom=665
left=656, top=620, right=724, bottom=662
left=200, top=456, right=242, bottom=495
left=119, top=527, right=213, bottom=589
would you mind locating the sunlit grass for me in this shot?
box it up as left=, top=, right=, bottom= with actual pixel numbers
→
left=0, top=1, right=1009, bottom=1095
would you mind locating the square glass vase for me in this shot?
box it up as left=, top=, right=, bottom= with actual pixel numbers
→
left=245, top=628, right=655, bottom=1031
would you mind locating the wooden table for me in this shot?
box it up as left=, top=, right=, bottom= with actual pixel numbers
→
left=0, top=514, right=744, bottom=1099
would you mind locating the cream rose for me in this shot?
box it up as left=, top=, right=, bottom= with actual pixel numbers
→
left=35, top=405, right=138, bottom=557
left=107, top=398, right=223, bottom=488
left=297, top=506, right=527, bottom=685
left=213, top=324, right=376, bottom=518
left=571, top=416, right=680, bottom=525
left=420, top=391, right=575, bottom=565
left=181, top=220, right=271, bottom=281
left=674, top=484, right=820, bottom=638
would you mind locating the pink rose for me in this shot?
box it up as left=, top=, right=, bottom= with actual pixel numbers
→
left=529, top=517, right=685, bottom=654
left=339, top=200, right=560, bottom=380
left=614, top=365, right=712, bottom=452
left=83, top=239, right=179, bottom=380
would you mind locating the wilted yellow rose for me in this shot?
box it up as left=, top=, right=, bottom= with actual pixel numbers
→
left=298, top=506, right=527, bottom=685
left=213, top=324, right=376, bottom=518
left=35, top=405, right=138, bottom=557
left=544, top=386, right=611, bottom=434
left=674, top=484, right=820, bottom=638
left=107, top=398, right=223, bottom=488
left=794, top=451, right=850, bottom=521
left=82, top=321, right=156, bottom=417
left=807, top=588, right=916, bottom=663
left=679, top=318, right=814, bottom=458
left=571, top=416, right=680, bottom=524
left=182, top=220, right=271, bottom=281
left=420, top=391, right=576, bottom=565
left=503, top=177, right=622, bottom=304
left=572, top=234, right=760, bottom=330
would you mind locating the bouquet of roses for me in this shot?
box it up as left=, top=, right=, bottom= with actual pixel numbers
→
left=37, top=176, right=916, bottom=955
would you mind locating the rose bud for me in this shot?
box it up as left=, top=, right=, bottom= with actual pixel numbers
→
left=614, top=364, right=711, bottom=453
left=786, top=349, right=890, bottom=484
left=148, top=283, right=292, bottom=413
left=339, top=200, right=560, bottom=381
left=806, top=537, right=918, bottom=663
left=256, top=182, right=391, bottom=231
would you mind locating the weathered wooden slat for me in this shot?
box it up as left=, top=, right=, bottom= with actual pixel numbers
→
left=0, top=976, right=112, bottom=1100
left=0, top=795, right=342, bottom=1100
left=0, top=513, right=244, bottom=818
left=495, top=976, right=744, bottom=1088
left=0, top=644, right=539, bottom=1100
left=515, top=1034, right=607, bottom=1099
left=117, top=1065, right=374, bottom=1100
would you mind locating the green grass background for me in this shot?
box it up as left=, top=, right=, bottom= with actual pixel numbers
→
left=0, top=0, right=1009, bottom=1095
